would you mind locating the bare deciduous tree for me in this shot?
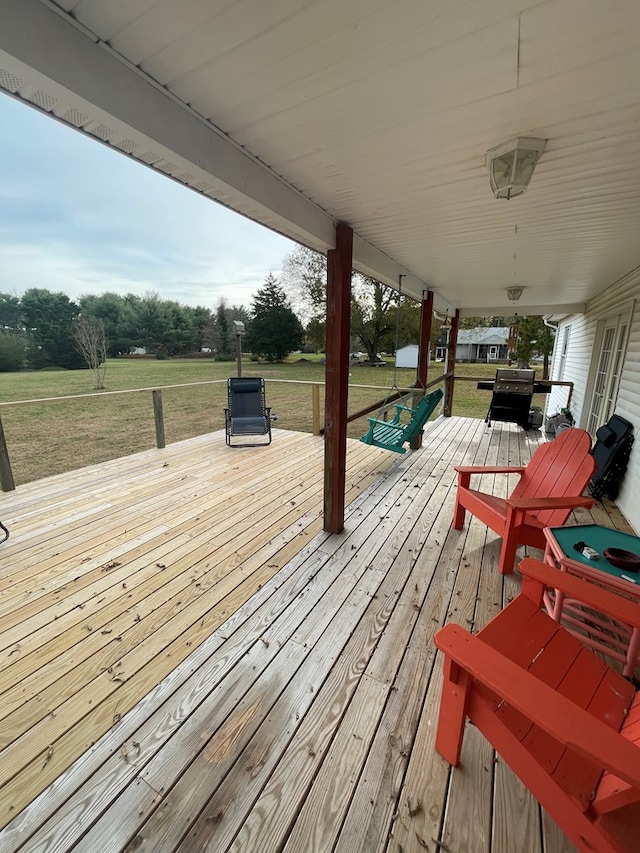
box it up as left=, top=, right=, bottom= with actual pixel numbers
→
left=74, top=316, right=108, bottom=389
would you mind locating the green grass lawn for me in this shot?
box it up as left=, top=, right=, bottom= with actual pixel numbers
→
left=0, top=357, right=548, bottom=485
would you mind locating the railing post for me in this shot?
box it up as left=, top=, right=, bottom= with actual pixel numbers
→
left=324, top=222, right=353, bottom=534
left=0, top=414, right=15, bottom=492
left=411, top=289, right=434, bottom=449
left=443, top=309, right=460, bottom=417
left=311, top=383, right=321, bottom=435
left=152, top=390, right=166, bottom=449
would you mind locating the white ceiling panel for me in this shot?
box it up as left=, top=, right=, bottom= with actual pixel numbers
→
left=1, top=0, right=640, bottom=315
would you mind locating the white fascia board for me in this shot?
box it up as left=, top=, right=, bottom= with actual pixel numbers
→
left=0, top=0, right=430, bottom=299
left=460, top=303, right=586, bottom=317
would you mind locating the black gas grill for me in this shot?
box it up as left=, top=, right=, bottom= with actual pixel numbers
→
left=484, top=368, right=536, bottom=429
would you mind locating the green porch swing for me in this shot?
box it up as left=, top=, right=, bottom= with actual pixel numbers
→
left=359, top=388, right=443, bottom=453
left=359, top=279, right=443, bottom=454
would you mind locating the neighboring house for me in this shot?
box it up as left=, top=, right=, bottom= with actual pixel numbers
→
left=435, top=327, right=509, bottom=362
left=546, top=268, right=639, bottom=528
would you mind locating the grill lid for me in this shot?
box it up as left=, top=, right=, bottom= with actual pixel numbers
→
left=493, top=368, right=535, bottom=394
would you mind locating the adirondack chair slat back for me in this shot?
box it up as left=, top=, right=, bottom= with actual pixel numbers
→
left=434, top=560, right=640, bottom=850
left=511, top=428, right=595, bottom=528
left=595, top=693, right=640, bottom=813
left=477, top=595, right=634, bottom=810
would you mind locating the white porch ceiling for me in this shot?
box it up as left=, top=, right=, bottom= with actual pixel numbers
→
left=1, top=0, right=640, bottom=316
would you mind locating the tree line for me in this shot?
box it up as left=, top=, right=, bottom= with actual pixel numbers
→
left=0, top=245, right=555, bottom=373
left=0, top=289, right=250, bottom=371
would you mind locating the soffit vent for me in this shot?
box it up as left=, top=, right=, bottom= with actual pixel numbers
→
left=0, top=69, right=23, bottom=92
left=155, top=160, right=178, bottom=175
left=59, top=107, right=90, bottom=127
left=86, top=122, right=114, bottom=141
left=24, top=89, right=57, bottom=111
left=137, top=150, right=163, bottom=165
left=112, top=138, right=138, bottom=154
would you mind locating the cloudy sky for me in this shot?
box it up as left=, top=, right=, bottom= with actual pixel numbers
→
left=0, top=93, right=296, bottom=309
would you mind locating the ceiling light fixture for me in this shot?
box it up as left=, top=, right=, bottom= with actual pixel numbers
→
left=507, top=286, right=524, bottom=302
left=486, top=137, right=546, bottom=199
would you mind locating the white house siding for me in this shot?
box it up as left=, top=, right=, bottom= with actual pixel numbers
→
left=547, top=319, right=591, bottom=416
left=551, top=268, right=640, bottom=532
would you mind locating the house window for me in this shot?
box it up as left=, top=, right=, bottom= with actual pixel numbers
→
left=586, top=312, right=631, bottom=434
left=488, top=345, right=498, bottom=361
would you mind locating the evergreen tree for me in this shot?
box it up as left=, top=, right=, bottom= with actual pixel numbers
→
left=80, top=292, right=133, bottom=356
left=186, top=305, right=212, bottom=352
left=216, top=300, right=230, bottom=355
left=135, top=293, right=198, bottom=357
left=0, top=292, right=27, bottom=371
left=0, top=331, right=26, bottom=371
left=211, top=299, right=250, bottom=356
left=0, top=293, right=23, bottom=331
left=246, top=273, right=304, bottom=362
left=20, top=288, right=84, bottom=369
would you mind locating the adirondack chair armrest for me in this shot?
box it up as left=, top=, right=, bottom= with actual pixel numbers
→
left=519, top=557, right=640, bottom=630
left=455, top=465, right=526, bottom=489
left=435, top=622, right=640, bottom=789
left=455, top=465, right=527, bottom=475
left=367, top=415, right=403, bottom=431
left=506, top=495, right=595, bottom=512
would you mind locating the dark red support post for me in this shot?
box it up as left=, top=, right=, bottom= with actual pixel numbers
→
left=410, top=290, right=434, bottom=449
left=324, top=222, right=353, bottom=533
left=443, top=309, right=460, bottom=417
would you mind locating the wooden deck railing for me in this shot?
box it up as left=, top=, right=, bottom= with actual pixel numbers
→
left=0, top=380, right=230, bottom=492
left=0, top=377, right=408, bottom=492
left=0, top=373, right=569, bottom=492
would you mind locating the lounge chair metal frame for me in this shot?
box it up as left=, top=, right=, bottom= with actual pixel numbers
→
left=224, top=377, right=275, bottom=447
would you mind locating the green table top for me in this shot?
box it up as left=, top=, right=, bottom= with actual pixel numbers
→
left=548, top=524, right=640, bottom=582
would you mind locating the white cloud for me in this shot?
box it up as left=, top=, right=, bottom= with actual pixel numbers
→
left=0, top=93, right=295, bottom=308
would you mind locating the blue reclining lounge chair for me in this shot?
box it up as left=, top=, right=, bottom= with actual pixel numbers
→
left=224, top=377, right=275, bottom=446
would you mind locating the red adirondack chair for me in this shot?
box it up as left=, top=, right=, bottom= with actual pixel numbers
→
left=452, top=427, right=596, bottom=574
left=435, top=558, right=640, bottom=853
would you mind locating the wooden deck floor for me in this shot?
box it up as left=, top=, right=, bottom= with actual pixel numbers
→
left=0, top=419, right=633, bottom=852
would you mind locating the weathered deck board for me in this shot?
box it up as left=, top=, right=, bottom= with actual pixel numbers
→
left=0, top=419, right=632, bottom=852
left=0, top=429, right=393, bottom=831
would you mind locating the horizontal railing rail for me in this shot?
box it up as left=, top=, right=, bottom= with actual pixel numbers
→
left=0, top=377, right=406, bottom=492
left=0, top=378, right=228, bottom=409
left=344, top=373, right=448, bottom=427
left=0, top=372, right=570, bottom=493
